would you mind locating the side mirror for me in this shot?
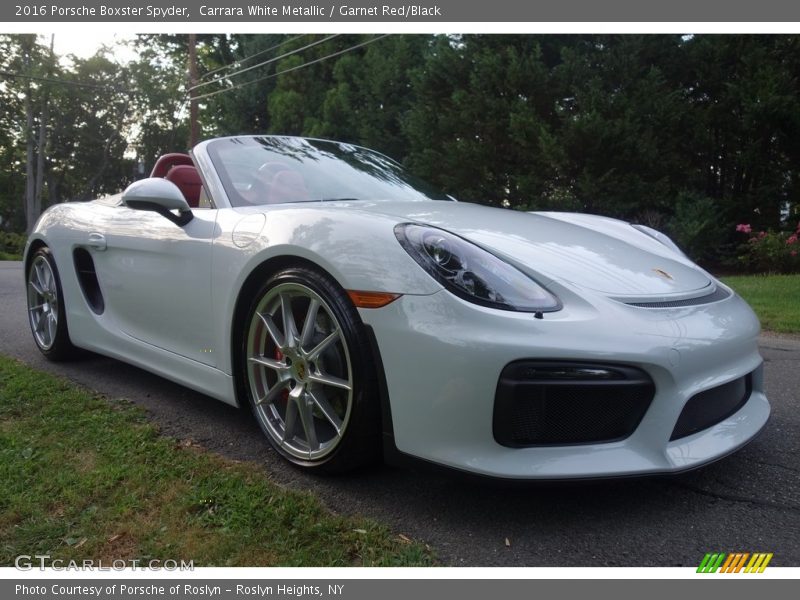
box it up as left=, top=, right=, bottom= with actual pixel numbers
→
left=121, top=178, right=193, bottom=226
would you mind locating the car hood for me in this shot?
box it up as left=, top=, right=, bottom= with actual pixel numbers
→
left=357, top=201, right=711, bottom=297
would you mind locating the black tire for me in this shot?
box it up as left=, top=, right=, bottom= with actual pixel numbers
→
left=26, top=246, right=77, bottom=361
left=240, top=266, right=381, bottom=473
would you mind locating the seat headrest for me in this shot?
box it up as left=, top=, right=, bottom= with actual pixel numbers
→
left=151, top=153, right=194, bottom=178
left=165, top=165, right=203, bottom=208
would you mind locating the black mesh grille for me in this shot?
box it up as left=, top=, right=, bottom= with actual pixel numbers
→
left=625, top=286, right=731, bottom=308
left=671, top=374, right=751, bottom=440
left=493, top=362, right=655, bottom=447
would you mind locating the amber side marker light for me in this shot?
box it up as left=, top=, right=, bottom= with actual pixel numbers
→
left=347, top=290, right=401, bottom=308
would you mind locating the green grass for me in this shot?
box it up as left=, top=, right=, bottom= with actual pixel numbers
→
left=0, top=354, right=433, bottom=567
left=721, top=274, right=800, bottom=334
left=0, top=231, right=26, bottom=261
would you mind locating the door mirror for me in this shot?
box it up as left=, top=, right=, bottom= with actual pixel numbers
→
left=121, top=178, right=193, bottom=225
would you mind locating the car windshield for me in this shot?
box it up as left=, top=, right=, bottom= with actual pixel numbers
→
left=206, top=136, right=452, bottom=207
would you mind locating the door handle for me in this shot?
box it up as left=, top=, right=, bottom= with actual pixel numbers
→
left=87, top=232, right=107, bottom=251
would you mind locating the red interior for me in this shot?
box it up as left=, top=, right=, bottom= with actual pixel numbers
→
left=165, top=165, right=203, bottom=208
left=150, top=153, right=202, bottom=207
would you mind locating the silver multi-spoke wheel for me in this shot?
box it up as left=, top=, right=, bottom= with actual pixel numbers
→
left=27, top=254, right=60, bottom=351
left=246, top=281, right=354, bottom=462
left=26, top=247, right=75, bottom=361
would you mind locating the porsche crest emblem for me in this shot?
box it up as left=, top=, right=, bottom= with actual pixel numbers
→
left=652, top=268, right=674, bottom=280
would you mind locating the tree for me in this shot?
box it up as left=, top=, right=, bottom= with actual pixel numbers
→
left=680, top=35, right=800, bottom=230
left=202, top=33, right=288, bottom=136
left=127, top=39, right=190, bottom=171
left=2, top=32, right=799, bottom=269
left=133, top=33, right=236, bottom=145
left=1, top=35, right=137, bottom=229
left=404, top=35, right=556, bottom=206
left=548, top=35, right=687, bottom=218
left=45, top=52, right=133, bottom=201
left=320, top=35, right=429, bottom=158
left=0, top=34, right=56, bottom=232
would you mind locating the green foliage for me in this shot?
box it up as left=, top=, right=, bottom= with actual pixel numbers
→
left=734, top=221, right=800, bottom=273
left=1, top=34, right=138, bottom=231
left=3, top=33, right=800, bottom=268
left=202, top=34, right=284, bottom=136
left=320, top=36, right=428, bottom=158
left=0, top=232, right=26, bottom=260
left=547, top=36, right=686, bottom=217
left=678, top=36, right=800, bottom=230
left=127, top=40, right=190, bottom=168
left=667, top=191, right=728, bottom=263
left=403, top=35, right=557, bottom=206
left=45, top=53, right=134, bottom=200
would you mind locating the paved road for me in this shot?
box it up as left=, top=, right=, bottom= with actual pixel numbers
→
left=1, top=260, right=798, bottom=566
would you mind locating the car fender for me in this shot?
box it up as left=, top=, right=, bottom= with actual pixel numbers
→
left=211, top=205, right=443, bottom=375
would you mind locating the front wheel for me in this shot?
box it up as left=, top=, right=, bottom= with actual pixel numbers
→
left=26, top=246, right=76, bottom=360
left=241, top=266, right=381, bottom=473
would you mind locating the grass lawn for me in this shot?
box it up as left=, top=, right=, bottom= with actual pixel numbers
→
left=0, top=354, right=432, bottom=567
left=721, top=274, right=800, bottom=334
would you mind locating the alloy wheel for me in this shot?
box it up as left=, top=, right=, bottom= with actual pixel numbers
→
left=246, top=282, right=354, bottom=461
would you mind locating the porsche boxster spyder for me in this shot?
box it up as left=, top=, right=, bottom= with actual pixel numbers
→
left=24, top=135, right=770, bottom=478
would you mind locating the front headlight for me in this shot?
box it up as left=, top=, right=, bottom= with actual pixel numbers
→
left=394, top=223, right=560, bottom=313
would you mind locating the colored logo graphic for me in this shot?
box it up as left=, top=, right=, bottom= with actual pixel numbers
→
left=697, top=552, right=773, bottom=573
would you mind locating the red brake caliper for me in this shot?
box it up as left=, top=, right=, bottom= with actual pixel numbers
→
left=275, top=347, right=290, bottom=405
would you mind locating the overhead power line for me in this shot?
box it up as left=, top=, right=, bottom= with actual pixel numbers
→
left=192, top=35, right=389, bottom=103
left=190, top=34, right=340, bottom=93
left=200, top=34, right=307, bottom=81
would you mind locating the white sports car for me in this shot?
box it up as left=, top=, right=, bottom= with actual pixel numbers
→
left=24, top=135, right=770, bottom=479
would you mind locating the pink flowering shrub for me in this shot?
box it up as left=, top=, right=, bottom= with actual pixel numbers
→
left=736, top=221, right=800, bottom=273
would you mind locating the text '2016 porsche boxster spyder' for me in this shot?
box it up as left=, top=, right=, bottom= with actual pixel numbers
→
left=24, top=135, right=769, bottom=479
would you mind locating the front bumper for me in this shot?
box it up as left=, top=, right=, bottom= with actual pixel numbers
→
left=359, top=283, right=769, bottom=479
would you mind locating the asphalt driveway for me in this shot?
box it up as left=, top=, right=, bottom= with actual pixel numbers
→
left=1, top=260, right=798, bottom=566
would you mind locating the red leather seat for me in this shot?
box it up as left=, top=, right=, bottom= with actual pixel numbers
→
left=150, top=153, right=194, bottom=178
left=165, top=165, right=203, bottom=208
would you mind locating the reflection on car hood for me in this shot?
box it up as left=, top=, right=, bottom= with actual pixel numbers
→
left=357, top=201, right=711, bottom=297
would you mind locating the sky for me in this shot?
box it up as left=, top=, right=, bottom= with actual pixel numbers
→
left=50, top=32, right=135, bottom=62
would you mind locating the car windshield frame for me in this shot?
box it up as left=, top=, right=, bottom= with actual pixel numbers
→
left=205, top=136, right=452, bottom=207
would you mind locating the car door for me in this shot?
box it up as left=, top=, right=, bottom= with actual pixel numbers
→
left=88, top=204, right=219, bottom=367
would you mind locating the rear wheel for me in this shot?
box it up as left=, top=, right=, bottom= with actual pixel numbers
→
left=26, top=247, right=76, bottom=360
left=241, top=266, right=380, bottom=473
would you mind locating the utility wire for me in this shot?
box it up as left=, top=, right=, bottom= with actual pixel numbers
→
left=0, top=70, right=131, bottom=93
left=200, top=34, right=307, bottom=81
left=190, top=34, right=340, bottom=93
left=192, top=35, right=388, bottom=103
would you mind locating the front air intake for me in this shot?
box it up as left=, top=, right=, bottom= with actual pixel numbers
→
left=670, top=373, right=752, bottom=440
left=493, top=362, right=655, bottom=447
